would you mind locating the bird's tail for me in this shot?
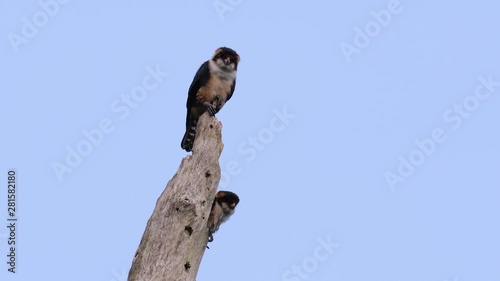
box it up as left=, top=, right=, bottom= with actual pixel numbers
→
left=181, top=117, right=197, bottom=152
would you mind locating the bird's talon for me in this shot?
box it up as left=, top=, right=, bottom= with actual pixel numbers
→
left=207, top=106, right=216, bottom=116
left=202, top=102, right=217, bottom=116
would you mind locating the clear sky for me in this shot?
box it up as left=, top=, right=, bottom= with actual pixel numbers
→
left=1, top=1, right=499, bottom=280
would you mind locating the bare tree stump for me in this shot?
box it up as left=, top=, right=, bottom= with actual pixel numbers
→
left=128, top=113, right=223, bottom=281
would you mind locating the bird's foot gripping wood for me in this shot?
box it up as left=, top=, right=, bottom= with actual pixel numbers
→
left=206, top=234, right=214, bottom=249
left=203, top=101, right=217, bottom=116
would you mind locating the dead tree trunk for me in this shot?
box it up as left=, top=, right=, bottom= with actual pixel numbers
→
left=128, top=113, right=223, bottom=281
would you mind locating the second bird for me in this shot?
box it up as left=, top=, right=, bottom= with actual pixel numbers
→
left=181, top=47, right=240, bottom=152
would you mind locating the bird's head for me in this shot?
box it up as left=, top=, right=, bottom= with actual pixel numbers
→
left=215, top=190, right=240, bottom=214
left=211, top=47, right=240, bottom=72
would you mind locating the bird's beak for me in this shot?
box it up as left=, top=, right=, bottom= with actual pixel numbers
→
left=224, top=58, right=231, bottom=65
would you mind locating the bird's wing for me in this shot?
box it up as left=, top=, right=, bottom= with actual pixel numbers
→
left=186, top=61, right=210, bottom=109
left=226, top=78, right=236, bottom=103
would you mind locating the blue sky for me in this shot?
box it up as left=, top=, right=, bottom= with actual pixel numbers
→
left=1, top=0, right=500, bottom=280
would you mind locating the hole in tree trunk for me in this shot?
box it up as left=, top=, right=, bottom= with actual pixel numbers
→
left=184, top=225, right=193, bottom=236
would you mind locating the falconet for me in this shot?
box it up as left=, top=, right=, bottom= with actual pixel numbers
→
left=181, top=47, right=240, bottom=152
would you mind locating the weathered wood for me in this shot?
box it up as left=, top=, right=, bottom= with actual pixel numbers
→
left=128, top=113, right=223, bottom=281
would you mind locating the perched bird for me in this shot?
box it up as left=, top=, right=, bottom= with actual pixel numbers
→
left=181, top=47, right=240, bottom=152
left=207, top=190, right=240, bottom=242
